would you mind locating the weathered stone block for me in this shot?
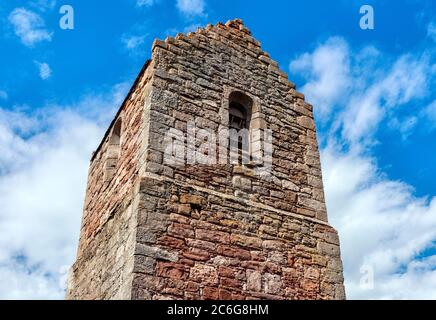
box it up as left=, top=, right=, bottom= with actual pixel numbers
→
left=190, top=264, right=218, bottom=285
left=135, top=243, right=179, bottom=262
left=230, top=234, right=262, bottom=249
left=264, top=273, right=281, bottom=295
left=156, top=262, right=189, bottom=280
left=196, top=229, right=230, bottom=244
left=246, top=270, right=262, bottom=292
left=317, top=242, right=341, bottom=257
left=217, top=245, right=251, bottom=260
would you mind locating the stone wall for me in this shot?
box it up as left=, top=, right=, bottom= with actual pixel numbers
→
left=67, top=19, right=345, bottom=300
left=78, top=60, right=153, bottom=253
left=67, top=60, right=154, bottom=299
left=67, top=190, right=138, bottom=299
left=131, top=175, right=345, bottom=300
left=145, top=19, right=328, bottom=222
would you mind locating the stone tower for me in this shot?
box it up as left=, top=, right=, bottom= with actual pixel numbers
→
left=66, top=19, right=345, bottom=300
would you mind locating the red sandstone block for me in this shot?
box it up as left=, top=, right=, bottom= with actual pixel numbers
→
left=283, top=268, right=297, bottom=282
left=264, top=262, right=282, bottom=273
left=217, top=245, right=251, bottom=260
left=185, top=292, right=201, bottom=300
left=168, top=223, right=194, bottom=239
left=218, top=266, right=235, bottom=278
left=182, top=248, right=210, bottom=262
left=178, top=258, right=195, bottom=267
left=156, top=235, right=185, bottom=249
left=284, top=190, right=297, bottom=203
left=221, top=277, right=242, bottom=289
left=284, top=287, right=297, bottom=299
left=300, top=279, right=320, bottom=292
left=250, top=251, right=267, bottom=262
left=241, top=260, right=264, bottom=271
left=186, top=281, right=200, bottom=292
left=219, top=288, right=233, bottom=300
left=203, top=286, right=219, bottom=300
left=304, top=266, right=320, bottom=281
left=163, top=287, right=184, bottom=297
left=156, top=262, right=189, bottom=280
left=232, top=293, right=246, bottom=300
left=230, top=234, right=262, bottom=249
left=165, top=277, right=186, bottom=290
left=196, top=229, right=230, bottom=244
left=186, top=239, right=217, bottom=251
left=169, top=213, right=191, bottom=224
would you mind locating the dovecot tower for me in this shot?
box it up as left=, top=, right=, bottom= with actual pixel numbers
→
left=67, top=19, right=345, bottom=300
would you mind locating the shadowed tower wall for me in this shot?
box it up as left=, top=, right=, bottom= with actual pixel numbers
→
left=66, top=19, right=345, bottom=300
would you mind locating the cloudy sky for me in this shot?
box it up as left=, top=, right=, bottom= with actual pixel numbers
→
left=0, top=0, right=435, bottom=299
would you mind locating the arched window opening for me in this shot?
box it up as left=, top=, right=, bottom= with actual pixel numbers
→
left=228, top=92, right=252, bottom=165
left=104, top=118, right=122, bottom=183
left=229, top=101, right=248, bottom=131
left=110, top=119, right=122, bottom=147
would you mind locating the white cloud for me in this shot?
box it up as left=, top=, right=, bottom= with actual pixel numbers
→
left=291, top=37, right=436, bottom=299
left=8, top=8, right=53, bottom=47
left=176, top=0, right=205, bottom=16
left=388, top=116, right=418, bottom=141
left=122, top=34, right=147, bottom=50
left=322, top=147, right=436, bottom=299
left=183, top=23, right=201, bottom=33
left=290, top=37, right=351, bottom=119
left=0, top=83, right=129, bottom=299
left=291, top=38, right=431, bottom=146
left=424, top=100, right=436, bottom=123
left=421, top=99, right=436, bottom=132
left=164, top=23, right=202, bottom=38
left=341, top=55, right=428, bottom=144
left=35, top=61, right=52, bottom=80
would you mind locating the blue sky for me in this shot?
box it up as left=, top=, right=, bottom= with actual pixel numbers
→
left=0, top=0, right=435, bottom=299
